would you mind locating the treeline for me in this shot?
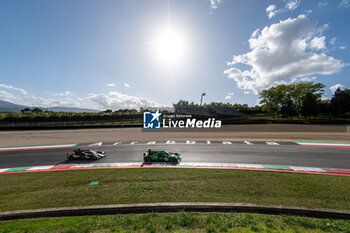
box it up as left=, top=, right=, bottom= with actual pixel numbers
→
left=0, top=109, right=142, bottom=123
left=259, top=82, right=350, bottom=119
left=176, top=100, right=263, bottom=114
left=20, top=108, right=139, bottom=115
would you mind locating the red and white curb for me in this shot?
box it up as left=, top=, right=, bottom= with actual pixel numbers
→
left=296, top=142, right=350, bottom=147
left=0, top=162, right=350, bottom=176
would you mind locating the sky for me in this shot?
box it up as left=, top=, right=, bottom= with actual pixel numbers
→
left=0, top=0, right=349, bottom=110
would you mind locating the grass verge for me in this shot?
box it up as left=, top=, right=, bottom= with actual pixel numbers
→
left=1, top=212, right=350, bottom=233
left=0, top=168, right=349, bottom=212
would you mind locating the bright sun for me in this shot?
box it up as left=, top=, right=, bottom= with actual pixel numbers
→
left=151, top=27, right=188, bottom=67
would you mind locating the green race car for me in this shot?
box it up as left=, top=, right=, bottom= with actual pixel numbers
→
left=143, top=149, right=181, bottom=163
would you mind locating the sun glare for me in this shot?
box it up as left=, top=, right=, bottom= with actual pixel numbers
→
left=151, top=27, right=188, bottom=67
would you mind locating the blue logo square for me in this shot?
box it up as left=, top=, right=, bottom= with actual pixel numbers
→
left=143, top=111, right=161, bottom=129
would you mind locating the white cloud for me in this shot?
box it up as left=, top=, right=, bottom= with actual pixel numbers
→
left=224, top=15, right=344, bottom=94
left=318, top=1, right=328, bottom=7
left=25, top=91, right=158, bottom=111
left=339, top=0, right=350, bottom=8
left=285, top=0, right=300, bottom=10
left=0, top=83, right=158, bottom=111
left=299, top=76, right=317, bottom=82
left=310, top=36, right=326, bottom=50
left=266, top=5, right=277, bottom=19
left=291, top=76, right=317, bottom=83
left=224, top=92, right=234, bottom=100
left=315, top=23, right=329, bottom=35
left=15, top=94, right=92, bottom=109
left=106, top=83, right=116, bottom=87
left=330, top=37, right=337, bottom=45
left=0, top=90, right=16, bottom=102
left=265, top=0, right=301, bottom=19
left=0, top=83, right=27, bottom=95
left=124, top=82, right=130, bottom=88
left=87, top=91, right=158, bottom=110
left=53, top=91, right=74, bottom=97
left=210, top=0, right=221, bottom=9
left=329, top=84, right=346, bottom=93
left=329, top=38, right=347, bottom=50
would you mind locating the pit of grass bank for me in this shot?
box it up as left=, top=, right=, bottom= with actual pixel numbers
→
left=0, top=168, right=349, bottom=212
left=2, top=212, right=350, bottom=233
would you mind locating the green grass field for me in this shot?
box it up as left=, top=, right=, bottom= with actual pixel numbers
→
left=1, top=212, right=350, bottom=233
left=0, top=168, right=349, bottom=212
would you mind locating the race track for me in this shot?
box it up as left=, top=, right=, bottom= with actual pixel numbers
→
left=1, top=140, right=350, bottom=170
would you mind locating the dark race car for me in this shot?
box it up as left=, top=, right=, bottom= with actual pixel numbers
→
left=143, top=149, right=181, bottom=163
left=67, top=149, right=105, bottom=160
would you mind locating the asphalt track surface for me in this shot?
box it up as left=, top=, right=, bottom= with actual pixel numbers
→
left=1, top=141, right=350, bottom=170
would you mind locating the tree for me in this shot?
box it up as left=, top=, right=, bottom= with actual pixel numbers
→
left=301, top=92, right=318, bottom=119
left=21, top=108, right=31, bottom=114
left=103, top=109, right=113, bottom=114
left=233, top=104, right=248, bottom=112
left=331, top=88, right=350, bottom=117
left=31, top=108, right=43, bottom=114
left=177, top=99, right=189, bottom=105
left=281, top=99, right=296, bottom=119
left=289, top=82, right=325, bottom=116
left=259, top=86, right=281, bottom=118
left=259, top=82, right=325, bottom=118
left=319, top=99, right=333, bottom=120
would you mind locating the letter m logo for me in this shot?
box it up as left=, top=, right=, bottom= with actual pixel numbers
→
left=143, top=111, right=161, bottom=129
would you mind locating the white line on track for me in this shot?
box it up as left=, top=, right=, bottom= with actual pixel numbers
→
left=89, top=142, right=102, bottom=146
left=266, top=142, right=280, bottom=145
left=85, top=141, right=283, bottom=146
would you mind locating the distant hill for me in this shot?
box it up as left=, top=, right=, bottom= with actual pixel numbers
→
left=0, top=100, right=28, bottom=113
left=45, top=106, right=99, bottom=113
left=0, top=100, right=98, bottom=113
